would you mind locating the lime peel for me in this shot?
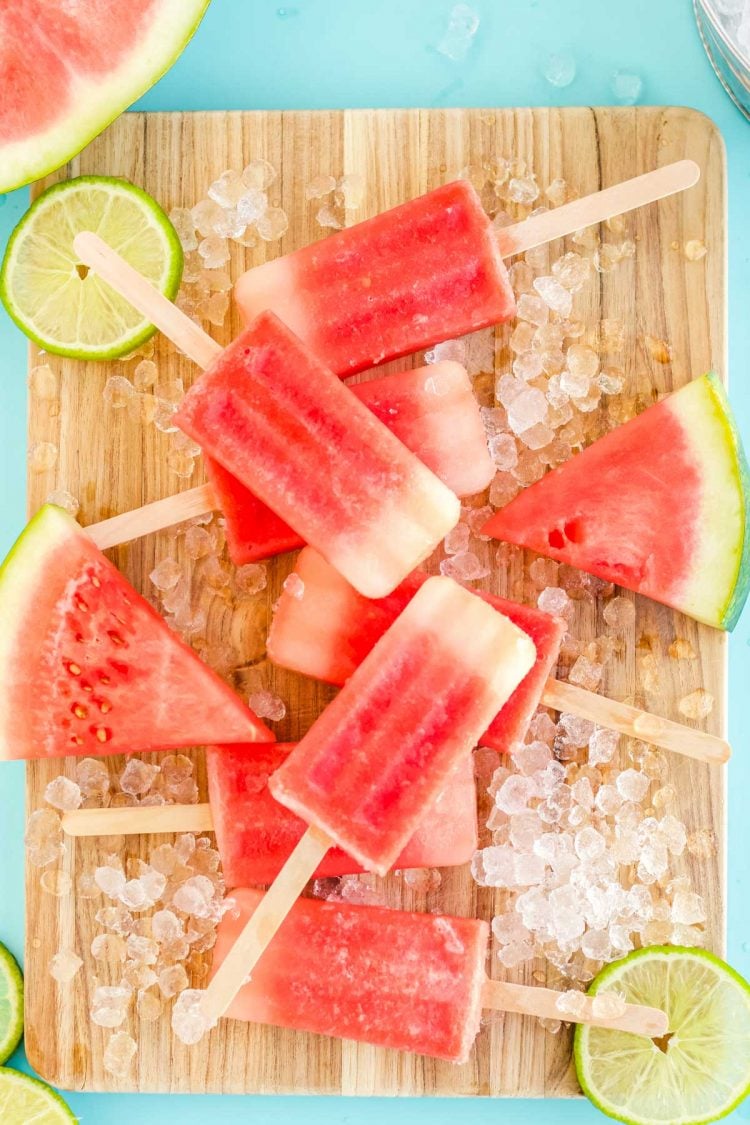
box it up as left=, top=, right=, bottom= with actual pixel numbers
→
left=0, top=943, right=23, bottom=1066
left=0, top=1067, right=76, bottom=1123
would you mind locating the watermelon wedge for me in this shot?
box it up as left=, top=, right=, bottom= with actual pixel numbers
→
left=267, top=547, right=565, bottom=753
left=0, top=505, right=272, bottom=759
left=482, top=374, right=750, bottom=630
left=0, top=0, right=210, bottom=193
left=206, top=361, right=494, bottom=565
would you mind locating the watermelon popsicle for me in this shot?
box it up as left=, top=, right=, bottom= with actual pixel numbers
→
left=62, top=741, right=479, bottom=885
left=174, top=311, right=460, bottom=598
left=233, top=163, right=700, bottom=378
left=195, top=576, right=536, bottom=1029
left=188, top=890, right=668, bottom=1055
left=269, top=547, right=564, bottom=754
left=205, top=359, right=494, bottom=565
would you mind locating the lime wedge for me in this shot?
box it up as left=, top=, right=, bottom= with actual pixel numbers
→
left=0, top=175, right=183, bottom=359
left=574, top=946, right=750, bottom=1125
left=0, top=1069, right=76, bottom=1124
left=0, top=943, right=23, bottom=1065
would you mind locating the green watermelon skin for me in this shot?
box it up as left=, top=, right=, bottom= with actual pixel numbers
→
left=0, top=505, right=273, bottom=759
left=483, top=374, right=750, bottom=631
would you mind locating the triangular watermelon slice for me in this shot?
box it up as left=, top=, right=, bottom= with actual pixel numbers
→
left=0, top=505, right=273, bottom=760
left=267, top=547, right=565, bottom=753
left=482, top=374, right=750, bottom=630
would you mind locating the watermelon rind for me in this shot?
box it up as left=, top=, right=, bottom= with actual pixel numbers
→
left=0, top=0, right=211, bottom=194
left=703, top=373, right=750, bottom=630
left=674, top=374, right=750, bottom=630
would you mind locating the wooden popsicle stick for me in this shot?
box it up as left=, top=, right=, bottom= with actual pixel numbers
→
left=542, top=677, right=730, bottom=765
left=201, top=824, right=331, bottom=1026
left=481, top=977, right=668, bottom=1037
left=498, top=159, right=700, bottom=256
left=86, top=482, right=217, bottom=550
left=62, top=803, right=212, bottom=837
left=73, top=231, right=222, bottom=369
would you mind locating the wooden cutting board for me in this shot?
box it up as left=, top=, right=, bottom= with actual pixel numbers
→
left=24, top=107, right=726, bottom=1097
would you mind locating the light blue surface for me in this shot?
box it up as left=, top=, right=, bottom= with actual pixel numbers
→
left=1, top=0, right=749, bottom=1120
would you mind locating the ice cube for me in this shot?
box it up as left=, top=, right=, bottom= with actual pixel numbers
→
left=508, top=176, right=540, bottom=206
left=512, top=350, right=545, bottom=381
left=574, top=827, right=606, bottom=860
left=552, top=252, right=591, bottom=291
left=615, top=769, right=650, bottom=803
left=241, top=159, right=277, bottom=191
left=555, top=988, right=588, bottom=1017
left=496, top=775, right=537, bottom=814
left=25, top=809, right=63, bottom=868
left=126, top=935, right=159, bottom=965
left=513, top=742, right=552, bottom=776
left=103, top=375, right=135, bottom=410
left=316, top=204, right=344, bottom=230
left=611, top=70, right=643, bottom=105
left=603, top=596, right=635, bottom=631
left=169, top=207, right=198, bottom=252
left=233, top=562, right=267, bottom=595
left=91, top=934, right=127, bottom=962
left=568, top=656, right=603, bottom=692
left=44, top=775, right=82, bottom=811
left=248, top=690, right=287, bottom=722
left=257, top=207, right=289, bottom=241
left=476, top=845, right=516, bottom=887
left=542, top=51, right=576, bottom=88
left=282, top=573, right=305, bottom=600
left=436, top=3, right=480, bottom=61
left=537, top=586, right=572, bottom=618
left=588, top=727, right=619, bottom=766
left=91, top=985, right=131, bottom=1028
left=534, top=275, right=573, bottom=317
left=158, top=964, right=190, bottom=999
left=197, top=236, right=230, bottom=268
left=119, top=763, right=160, bottom=804
left=678, top=689, right=714, bottom=720
left=49, top=948, right=83, bottom=984
left=305, top=174, right=336, bottom=200
left=513, top=852, right=547, bottom=886
left=28, top=364, right=58, bottom=401
left=172, top=989, right=217, bottom=1045
left=670, top=891, right=706, bottom=926
left=581, top=929, right=612, bottom=962
left=137, top=989, right=162, bottom=1022
left=498, top=940, right=535, bottom=967
left=686, top=827, right=717, bottom=859
left=208, top=170, right=245, bottom=208
left=507, top=386, right=548, bottom=435
left=103, top=1031, right=137, bottom=1079
left=439, top=552, right=490, bottom=581
left=444, top=523, right=471, bottom=555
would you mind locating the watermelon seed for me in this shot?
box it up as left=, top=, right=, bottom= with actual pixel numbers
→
left=75, top=594, right=89, bottom=612
left=71, top=703, right=88, bottom=720
left=70, top=735, right=83, bottom=746
left=91, top=575, right=101, bottom=589
left=65, top=660, right=82, bottom=676
left=107, top=630, right=127, bottom=647
left=94, top=727, right=112, bottom=744
left=97, top=700, right=112, bottom=715
left=99, top=674, right=111, bottom=685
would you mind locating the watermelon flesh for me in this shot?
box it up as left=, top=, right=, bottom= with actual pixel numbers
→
left=213, top=889, right=489, bottom=1063
left=205, top=360, right=494, bottom=565
left=0, top=0, right=210, bottom=192
left=234, top=180, right=516, bottom=377
left=267, top=547, right=565, bottom=753
left=482, top=374, right=750, bottom=630
left=175, top=312, right=460, bottom=599
left=206, top=742, right=478, bottom=887
left=0, top=506, right=272, bottom=759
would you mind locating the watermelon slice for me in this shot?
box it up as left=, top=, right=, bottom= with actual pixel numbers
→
left=206, top=361, right=494, bottom=565
left=0, top=0, right=210, bottom=193
left=267, top=547, right=565, bottom=753
left=0, top=505, right=272, bottom=759
left=482, top=374, right=750, bottom=630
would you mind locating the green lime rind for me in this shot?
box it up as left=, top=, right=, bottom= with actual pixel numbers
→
left=704, top=373, right=750, bottom=630
left=0, top=1068, right=77, bottom=1123
left=574, top=945, right=750, bottom=1125
left=0, top=175, right=183, bottom=360
left=0, top=0, right=210, bottom=195
left=0, top=944, right=23, bottom=1066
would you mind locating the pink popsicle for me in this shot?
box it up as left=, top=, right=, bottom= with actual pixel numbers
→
left=175, top=312, right=460, bottom=598
left=269, top=576, right=536, bottom=875
left=234, top=180, right=515, bottom=376
left=204, top=360, right=494, bottom=565
left=267, top=547, right=565, bottom=753
left=206, top=742, right=478, bottom=887
left=213, top=888, right=489, bottom=1063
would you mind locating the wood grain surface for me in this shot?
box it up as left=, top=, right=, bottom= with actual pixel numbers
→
left=24, top=106, right=726, bottom=1096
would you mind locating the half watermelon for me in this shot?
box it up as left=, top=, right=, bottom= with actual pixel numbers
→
left=0, top=505, right=272, bottom=759
left=482, top=374, right=750, bottom=630
left=0, top=0, right=210, bottom=193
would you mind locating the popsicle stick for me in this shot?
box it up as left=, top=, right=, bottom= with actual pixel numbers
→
left=86, top=482, right=216, bottom=550
left=73, top=231, right=222, bottom=369
left=481, top=977, right=668, bottom=1037
left=62, top=803, right=212, bottom=837
left=498, top=159, right=700, bottom=256
left=542, top=677, right=730, bottom=765
left=200, top=824, right=331, bottom=1025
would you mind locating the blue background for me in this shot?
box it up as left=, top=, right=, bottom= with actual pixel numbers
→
left=1, top=0, right=749, bottom=1120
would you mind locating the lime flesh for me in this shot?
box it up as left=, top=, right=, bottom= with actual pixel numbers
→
left=575, top=946, right=750, bottom=1125
left=0, top=1068, right=76, bottom=1124
left=0, top=175, right=182, bottom=359
left=0, top=943, right=23, bottom=1066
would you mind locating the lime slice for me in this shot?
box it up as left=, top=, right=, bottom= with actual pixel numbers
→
left=0, top=175, right=183, bottom=359
left=574, top=945, right=750, bottom=1125
left=0, top=944, right=23, bottom=1065
left=0, top=1069, right=76, bottom=1124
